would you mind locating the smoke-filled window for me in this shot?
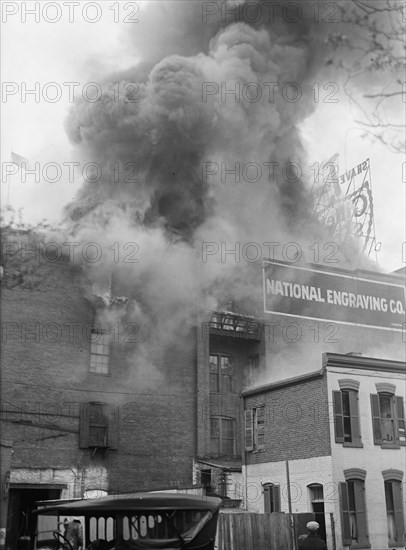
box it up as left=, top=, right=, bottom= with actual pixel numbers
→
left=90, top=329, right=111, bottom=375
left=209, top=354, right=234, bottom=393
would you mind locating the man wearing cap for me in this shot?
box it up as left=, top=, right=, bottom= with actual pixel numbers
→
left=300, top=521, right=327, bottom=550
left=64, top=518, right=83, bottom=550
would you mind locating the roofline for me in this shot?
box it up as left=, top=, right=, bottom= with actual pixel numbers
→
left=323, top=353, right=406, bottom=374
left=262, top=259, right=406, bottom=282
left=241, top=368, right=325, bottom=397
left=195, top=459, right=242, bottom=472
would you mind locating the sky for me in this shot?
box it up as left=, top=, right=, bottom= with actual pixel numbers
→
left=1, top=0, right=405, bottom=273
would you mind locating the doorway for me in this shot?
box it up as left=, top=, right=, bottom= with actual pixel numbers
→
left=308, top=484, right=327, bottom=542
left=6, top=487, right=61, bottom=549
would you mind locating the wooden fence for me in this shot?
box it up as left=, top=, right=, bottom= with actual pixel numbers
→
left=215, top=512, right=293, bottom=550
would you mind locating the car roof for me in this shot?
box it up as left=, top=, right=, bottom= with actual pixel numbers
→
left=35, top=492, right=222, bottom=514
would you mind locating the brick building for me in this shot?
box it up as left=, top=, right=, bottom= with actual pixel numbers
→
left=0, top=230, right=267, bottom=546
left=0, top=230, right=200, bottom=548
left=242, top=352, right=406, bottom=550
left=1, top=230, right=405, bottom=548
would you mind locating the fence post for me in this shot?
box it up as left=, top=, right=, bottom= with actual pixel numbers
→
left=330, top=513, right=336, bottom=550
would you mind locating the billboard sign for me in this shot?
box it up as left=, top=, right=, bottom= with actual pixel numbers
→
left=263, top=261, right=405, bottom=331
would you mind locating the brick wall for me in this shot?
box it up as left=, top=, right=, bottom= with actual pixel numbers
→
left=196, top=313, right=264, bottom=459
left=1, top=230, right=197, bottom=494
left=244, top=372, right=331, bottom=464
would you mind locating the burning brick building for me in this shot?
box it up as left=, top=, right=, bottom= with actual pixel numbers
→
left=1, top=2, right=405, bottom=549
left=2, top=225, right=405, bottom=550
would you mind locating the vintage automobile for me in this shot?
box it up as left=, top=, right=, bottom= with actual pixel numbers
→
left=33, top=492, right=222, bottom=550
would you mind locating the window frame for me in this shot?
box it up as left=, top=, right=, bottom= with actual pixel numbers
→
left=370, top=392, right=406, bottom=448
left=383, top=479, right=404, bottom=547
left=245, top=406, right=265, bottom=452
left=209, top=353, right=234, bottom=394
left=89, top=328, right=111, bottom=375
left=263, top=483, right=281, bottom=513
left=339, top=475, right=370, bottom=549
left=79, top=402, right=119, bottom=450
left=333, top=388, right=362, bottom=447
left=210, top=416, right=236, bottom=458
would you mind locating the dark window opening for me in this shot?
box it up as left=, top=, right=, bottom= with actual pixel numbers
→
left=209, top=354, right=234, bottom=394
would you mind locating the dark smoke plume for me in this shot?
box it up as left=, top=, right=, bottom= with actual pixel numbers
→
left=61, top=0, right=372, bottom=387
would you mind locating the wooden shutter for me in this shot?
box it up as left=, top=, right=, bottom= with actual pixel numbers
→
left=392, top=481, right=405, bottom=544
left=395, top=396, right=406, bottom=446
left=354, top=481, right=369, bottom=545
left=263, top=484, right=271, bottom=513
left=370, top=394, right=382, bottom=444
left=349, top=391, right=361, bottom=444
left=245, top=409, right=254, bottom=451
left=333, top=391, right=344, bottom=443
left=339, top=482, right=351, bottom=545
left=79, top=403, right=90, bottom=448
left=107, top=403, right=119, bottom=450
left=256, top=407, right=265, bottom=450
left=273, top=485, right=281, bottom=512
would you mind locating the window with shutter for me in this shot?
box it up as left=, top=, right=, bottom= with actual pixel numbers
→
left=333, top=391, right=344, bottom=443
left=353, top=480, right=369, bottom=547
left=385, top=480, right=405, bottom=546
left=333, top=390, right=361, bottom=446
left=339, top=482, right=351, bottom=545
left=340, top=479, right=370, bottom=548
left=263, top=484, right=280, bottom=513
left=395, top=397, right=406, bottom=446
left=371, top=393, right=405, bottom=447
left=79, top=402, right=119, bottom=450
left=370, top=394, right=382, bottom=445
left=254, top=407, right=265, bottom=450
left=245, top=409, right=254, bottom=451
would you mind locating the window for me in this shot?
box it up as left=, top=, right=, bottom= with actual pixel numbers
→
left=209, top=354, right=234, bottom=393
left=79, top=402, right=118, bottom=449
left=210, top=417, right=235, bottom=457
left=90, top=329, right=111, bottom=374
left=263, top=484, right=281, bottom=513
left=382, top=470, right=404, bottom=547
left=245, top=407, right=265, bottom=451
left=370, top=392, right=405, bottom=446
left=333, top=389, right=362, bottom=446
left=340, top=470, right=369, bottom=548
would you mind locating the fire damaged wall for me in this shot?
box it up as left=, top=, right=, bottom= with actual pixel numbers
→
left=1, top=230, right=198, bottom=497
